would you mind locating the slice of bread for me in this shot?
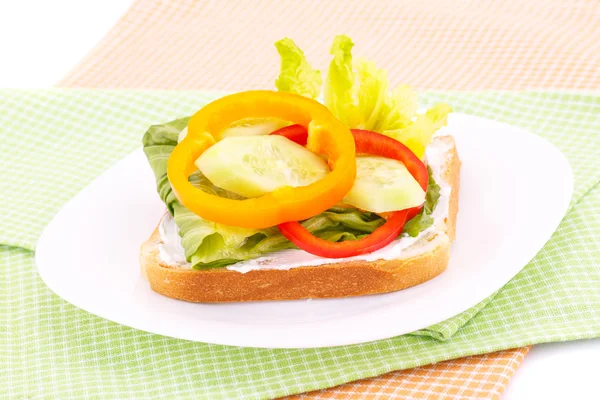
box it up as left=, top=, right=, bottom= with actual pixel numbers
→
left=140, top=136, right=460, bottom=302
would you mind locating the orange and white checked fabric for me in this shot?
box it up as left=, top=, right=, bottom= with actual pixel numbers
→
left=61, top=0, right=600, bottom=91
left=287, top=349, right=530, bottom=400
left=59, top=0, right=599, bottom=397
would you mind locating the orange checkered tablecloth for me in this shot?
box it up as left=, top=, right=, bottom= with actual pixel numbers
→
left=58, top=0, right=600, bottom=398
left=286, top=349, right=530, bottom=400
left=61, top=0, right=600, bottom=91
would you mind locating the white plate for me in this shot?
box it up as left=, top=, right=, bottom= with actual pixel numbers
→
left=35, top=113, right=572, bottom=348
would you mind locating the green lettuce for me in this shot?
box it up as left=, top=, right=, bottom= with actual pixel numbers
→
left=142, top=116, right=189, bottom=215
left=403, top=166, right=441, bottom=237
left=320, top=35, right=450, bottom=158
left=324, top=35, right=356, bottom=126
left=273, top=36, right=450, bottom=158
left=384, top=103, right=452, bottom=159
left=275, top=38, right=322, bottom=99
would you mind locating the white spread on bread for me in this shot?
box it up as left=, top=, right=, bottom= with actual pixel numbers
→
left=158, top=136, right=452, bottom=272
left=158, top=214, right=187, bottom=265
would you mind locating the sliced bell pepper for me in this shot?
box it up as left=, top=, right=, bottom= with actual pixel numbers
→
left=272, top=125, right=428, bottom=258
left=167, top=91, right=356, bottom=229
left=270, top=123, right=309, bottom=145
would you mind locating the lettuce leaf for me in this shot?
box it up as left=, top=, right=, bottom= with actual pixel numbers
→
left=142, top=116, right=189, bottom=215
left=324, top=35, right=356, bottom=126
left=383, top=103, right=452, bottom=159
left=403, top=166, right=441, bottom=237
left=274, top=35, right=451, bottom=156
left=275, top=38, right=322, bottom=100
left=274, top=34, right=451, bottom=157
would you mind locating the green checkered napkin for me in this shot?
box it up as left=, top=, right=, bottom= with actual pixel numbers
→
left=1, top=89, right=599, bottom=399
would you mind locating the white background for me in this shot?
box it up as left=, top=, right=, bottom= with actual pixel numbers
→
left=1, top=1, right=599, bottom=398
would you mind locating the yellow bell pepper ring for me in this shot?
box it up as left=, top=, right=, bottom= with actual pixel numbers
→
left=167, top=91, right=356, bottom=229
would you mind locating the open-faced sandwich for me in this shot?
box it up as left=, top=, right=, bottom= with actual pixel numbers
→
left=140, top=35, right=459, bottom=302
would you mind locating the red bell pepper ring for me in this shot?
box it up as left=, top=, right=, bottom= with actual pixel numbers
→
left=271, top=125, right=428, bottom=258
left=271, top=124, right=309, bottom=146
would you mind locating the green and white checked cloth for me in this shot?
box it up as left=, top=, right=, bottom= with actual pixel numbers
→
left=1, top=89, right=599, bottom=399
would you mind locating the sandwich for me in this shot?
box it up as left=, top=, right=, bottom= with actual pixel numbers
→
left=140, top=35, right=459, bottom=302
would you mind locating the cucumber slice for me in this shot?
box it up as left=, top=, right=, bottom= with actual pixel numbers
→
left=195, top=136, right=330, bottom=198
left=343, top=155, right=425, bottom=213
left=219, top=118, right=290, bottom=139
left=178, top=118, right=289, bottom=143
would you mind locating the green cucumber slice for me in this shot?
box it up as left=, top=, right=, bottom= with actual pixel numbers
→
left=343, top=155, right=425, bottom=213
left=195, top=135, right=330, bottom=198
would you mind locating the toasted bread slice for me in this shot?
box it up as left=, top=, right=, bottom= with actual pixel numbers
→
left=140, top=136, right=460, bottom=302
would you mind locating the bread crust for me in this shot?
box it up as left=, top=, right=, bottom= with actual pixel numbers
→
left=140, top=136, right=460, bottom=302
